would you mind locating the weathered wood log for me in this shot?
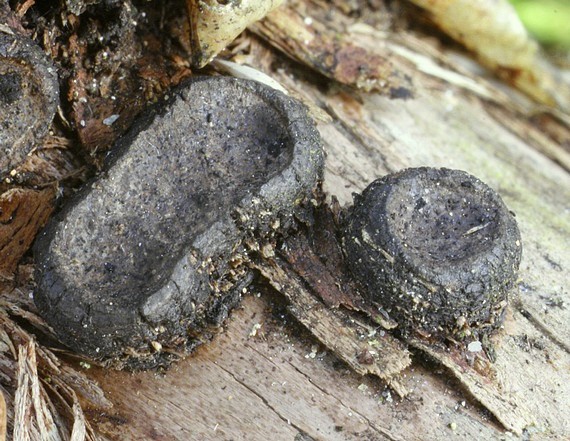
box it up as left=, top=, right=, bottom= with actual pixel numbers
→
left=0, top=1, right=569, bottom=440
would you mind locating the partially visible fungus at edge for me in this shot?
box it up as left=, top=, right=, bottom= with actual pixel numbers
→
left=342, top=167, right=522, bottom=339
left=0, top=30, right=59, bottom=178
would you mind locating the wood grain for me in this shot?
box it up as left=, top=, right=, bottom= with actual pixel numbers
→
left=88, top=294, right=507, bottom=440
left=0, top=188, right=54, bottom=280
left=2, top=1, right=567, bottom=439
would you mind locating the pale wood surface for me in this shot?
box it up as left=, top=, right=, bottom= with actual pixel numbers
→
left=89, top=294, right=507, bottom=441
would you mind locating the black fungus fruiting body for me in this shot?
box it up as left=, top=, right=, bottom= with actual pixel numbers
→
left=343, top=167, right=522, bottom=338
left=0, top=31, right=59, bottom=177
left=33, top=77, right=324, bottom=368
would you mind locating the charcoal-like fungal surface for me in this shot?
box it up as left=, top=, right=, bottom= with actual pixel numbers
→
left=0, top=31, right=59, bottom=177
left=34, top=77, right=323, bottom=368
left=343, top=167, right=521, bottom=338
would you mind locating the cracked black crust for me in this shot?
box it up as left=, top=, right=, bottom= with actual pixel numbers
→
left=342, top=167, right=522, bottom=338
left=33, top=76, right=324, bottom=368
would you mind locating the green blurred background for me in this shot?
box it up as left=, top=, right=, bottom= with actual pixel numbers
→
left=509, top=0, right=570, bottom=49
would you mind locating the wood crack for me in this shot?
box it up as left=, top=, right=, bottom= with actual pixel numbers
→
left=285, top=360, right=405, bottom=441
left=216, top=363, right=310, bottom=437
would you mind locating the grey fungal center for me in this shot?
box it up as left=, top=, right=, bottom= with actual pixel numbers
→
left=47, top=88, right=293, bottom=310
left=385, top=177, right=500, bottom=263
left=0, top=70, right=23, bottom=104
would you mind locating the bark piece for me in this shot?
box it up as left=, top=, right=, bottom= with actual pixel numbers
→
left=34, top=77, right=323, bottom=368
left=255, top=259, right=411, bottom=396
left=250, top=3, right=413, bottom=97
left=0, top=188, right=55, bottom=280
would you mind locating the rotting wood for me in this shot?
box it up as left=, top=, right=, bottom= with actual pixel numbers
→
left=0, top=295, right=111, bottom=440
left=250, top=201, right=412, bottom=395
left=0, top=0, right=568, bottom=439
left=254, top=259, right=411, bottom=397
left=249, top=2, right=413, bottom=97
left=250, top=0, right=570, bottom=170
left=408, top=309, right=570, bottom=436
left=280, top=219, right=360, bottom=310
left=273, top=64, right=570, bottom=436
left=0, top=189, right=54, bottom=281
left=87, top=294, right=508, bottom=441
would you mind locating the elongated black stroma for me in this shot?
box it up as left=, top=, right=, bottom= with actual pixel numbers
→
left=342, top=167, right=522, bottom=338
left=33, top=77, right=324, bottom=368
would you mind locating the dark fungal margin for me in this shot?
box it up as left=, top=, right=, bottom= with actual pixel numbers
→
left=342, top=167, right=522, bottom=339
left=33, top=77, right=323, bottom=368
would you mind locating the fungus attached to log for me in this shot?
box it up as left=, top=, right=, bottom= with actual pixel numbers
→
left=33, top=77, right=323, bottom=368
left=342, top=167, right=521, bottom=338
left=0, top=31, right=59, bottom=177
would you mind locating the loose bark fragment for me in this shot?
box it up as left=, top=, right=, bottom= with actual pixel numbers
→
left=70, top=402, right=86, bottom=441
left=250, top=3, right=412, bottom=97
left=280, top=200, right=398, bottom=330
left=255, top=259, right=411, bottom=397
left=9, top=135, right=88, bottom=188
left=282, top=234, right=358, bottom=309
left=0, top=188, right=55, bottom=280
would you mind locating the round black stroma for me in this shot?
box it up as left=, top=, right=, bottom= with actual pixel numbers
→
left=342, top=167, right=522, bottom=339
